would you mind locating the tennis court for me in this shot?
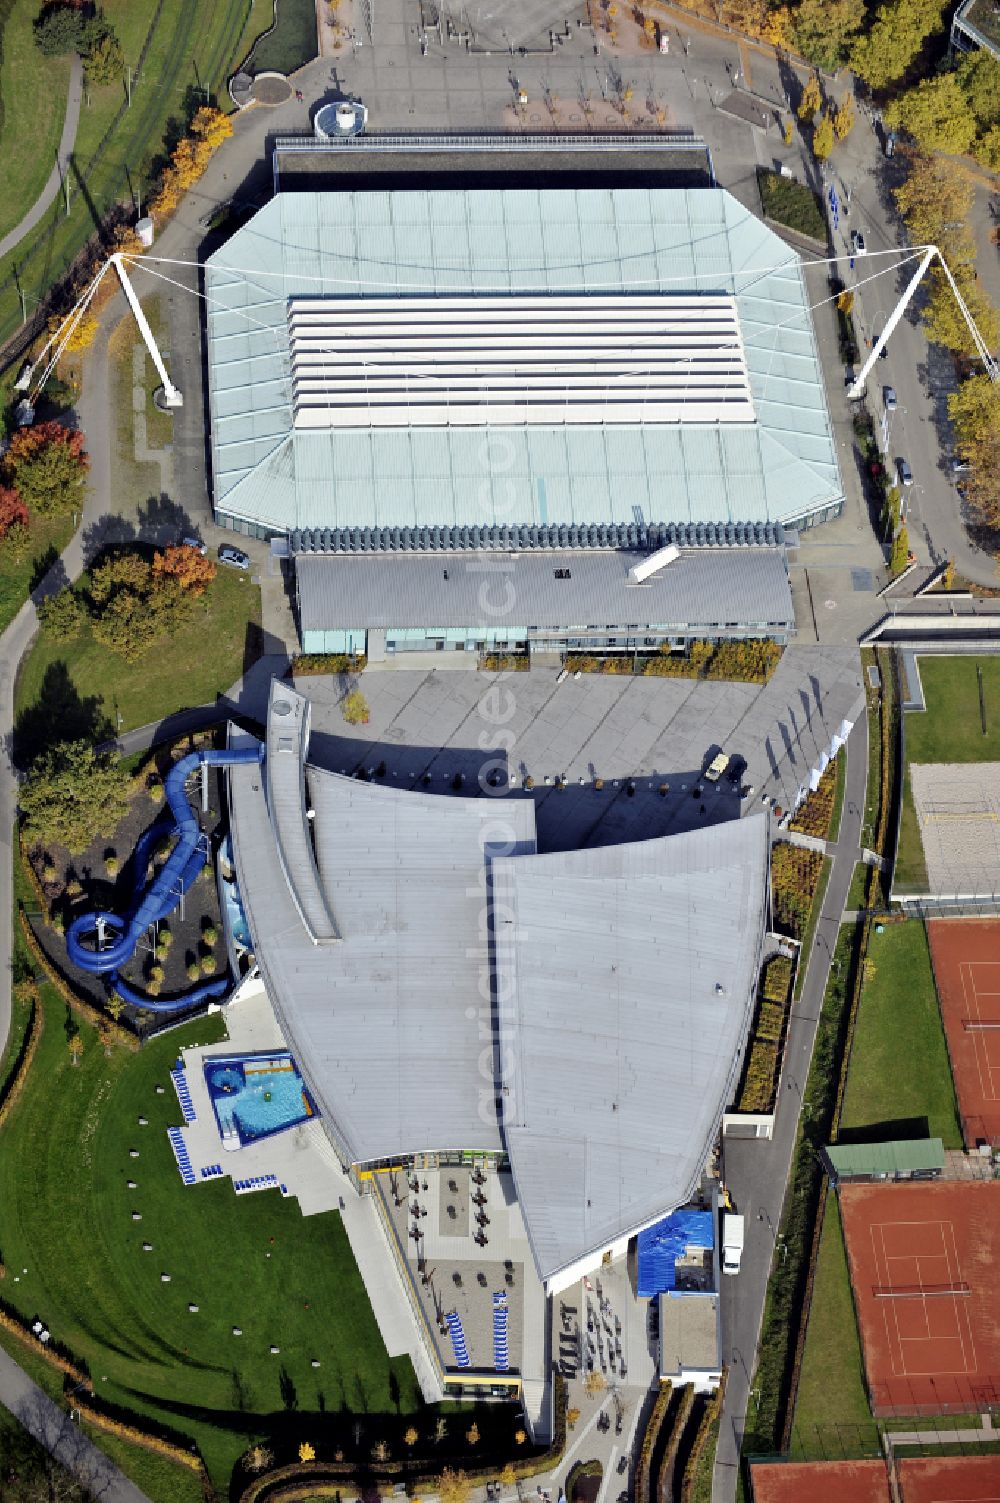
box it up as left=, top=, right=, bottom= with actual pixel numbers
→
left=928, top=919, right=1000, bottom=1147
left=750, top=1459, right=891, bottom=1503
left=899, top=1454, right=1000, bottom=1502
left=840, top=1182, right=1000, bottom=1415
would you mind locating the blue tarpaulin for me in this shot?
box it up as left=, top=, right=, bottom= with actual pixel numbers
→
left=636, top=1210, right=714, bottom=1297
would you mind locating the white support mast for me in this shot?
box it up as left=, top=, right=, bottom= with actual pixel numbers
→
left=111, top=252, right=183, bottom=407
left=848, top=244, right=1000, bottom=399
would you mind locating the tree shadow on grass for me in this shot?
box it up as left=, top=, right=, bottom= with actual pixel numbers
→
left=13, top=660, right=113, bottom=770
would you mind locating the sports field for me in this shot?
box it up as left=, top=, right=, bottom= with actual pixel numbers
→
left=750, top=1459, right=891, bottom=1503
left=927, top=920, right=1000, bottom=1148
left=898, top=1454, right=1000, bottom=1501
left=840, top=1181, right=1000, bottom=1416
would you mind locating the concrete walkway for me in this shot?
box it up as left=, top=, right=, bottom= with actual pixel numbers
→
left=0, top=55, right=83, bottom=260
left=0, top=1347, right=153, bottom=1503
left=712, top=717, right=870, bottom=1503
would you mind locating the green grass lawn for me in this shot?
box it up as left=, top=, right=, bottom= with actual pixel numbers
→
left=846, top=862, right=868, bottom=913
left=0, top=514, right=76, bottom=637
left=0, top=0, right=253, bottom=349
left=0, top=0, right=71, bottom=242
left=0, top=997, right=421, bottom=1490
left=840, top=921, right=962, bottom=1148
left=250, top=0, right=319, bottom=73
left=14, top=563, right=261, bottom=755
left=792, top=1191, right=879, bottom=1459
left=906, top=656, right=1000, bottom=762
left=893, top=764, right=928, bottom=895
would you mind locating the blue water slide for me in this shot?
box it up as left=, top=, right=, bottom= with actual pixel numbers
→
left=66, top=746, right=263, bottom=990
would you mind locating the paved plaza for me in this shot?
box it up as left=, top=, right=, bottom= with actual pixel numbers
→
left=296, top=645, right=864, bottom=850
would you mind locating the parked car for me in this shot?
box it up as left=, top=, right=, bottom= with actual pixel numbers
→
left=182, top=536, right=207, bottom=555
left=951, top=458, right=971, bottom=474
left=884, top=130, right=896, bottom=158
left=218, top=544, right=251, bottom=571
left=898, top=458, right=913, bottom=487
left=851, top=230, right=867, bottom=255
left=883, top=386, right=897, bottom=412
left=878, top=341, right=889, bottom=359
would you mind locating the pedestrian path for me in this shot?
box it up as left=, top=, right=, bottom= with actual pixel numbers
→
left=0, top=56, right=83, bottom=260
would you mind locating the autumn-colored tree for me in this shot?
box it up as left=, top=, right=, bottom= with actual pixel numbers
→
left=797, top=75, right=821, bottom=121
left=760, top=5, right=794, bottom=47
left=152, top=544, right=217, bottom=596
left=948, top=374, right=999, bottom=459
left=884, top=73, right=977, bottom=156
left=244, top=1446, right=273, bottom=1474
left=833, top=95, right=854, bottom=141
left=956, top=49, right=1000, bottom=133
left=812, top=113, right=835, bottom=160
left=513, top=1428, right=526, bottom=1446
left=106, top=994, right=125, bottom=1021
left=404, top=1427, right=419, bottom=1449
left=782, top=118, right=793, bottom=146
left=499, top=1463, right=517, bottom=1487
left=438, top=1470, right=472, bottom=1503
left=89, top=550, right=152, bottom=606
left=48, top=309, right=99, bottom=353
left=84, top=24, right=124, bottom=86
left=171, top=135, right=213, bottom=189
left=567, top=1407, right=581, bottom=1429
left=890, top=525, right=910, bottom=576
left=0, top=485, right=28, bottom=540
left=342, top=688, right=370, bottom=725
left=69, top=1035, right=84, bottom=1066
left=894, top=155, right=974, bottom=254
left=298, top=1442, right=316, bottom=1463
left=6, top=422, right=88, bottom=517
left=584, top=1370, right=606, bottom=1398
left=372, top=1440, right=389, bottom=1463
left=922, top=267, right=1000, bottom=358
left=465, top=1423, right=480, bottom=1447
left=851, top=0, right=947, bottom=89
left=836, top=289, right=855, bottom=315
left=792, top=0, right=865, bottom=70
left=192, top=105, right=234, bottom=149
left=38, top=587, right=86, bottom=642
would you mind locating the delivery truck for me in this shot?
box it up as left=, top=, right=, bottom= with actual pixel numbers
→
left=722, top=1212, right=745, bottom=1275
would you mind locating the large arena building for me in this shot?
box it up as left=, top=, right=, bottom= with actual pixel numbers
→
left=203, top=177, right=840, bottom=653
left=223, top=680, right=771, bottom=1296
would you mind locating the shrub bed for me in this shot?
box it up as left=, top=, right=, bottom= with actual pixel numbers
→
left=771, top=844, right=825, bottom=939
left=757, top=169, right=826, bottom=242
left=788, top=760, right=838, bottom=839
left=566, top=638, right=782, bottom=684
left=291, top=653, right=366, bottom=676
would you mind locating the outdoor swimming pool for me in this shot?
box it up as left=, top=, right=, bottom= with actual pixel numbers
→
left=204, top=1053, right=316, bottom=1146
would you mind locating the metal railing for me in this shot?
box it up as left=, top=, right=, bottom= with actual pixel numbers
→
left=272, top=128, right=703, bottom=153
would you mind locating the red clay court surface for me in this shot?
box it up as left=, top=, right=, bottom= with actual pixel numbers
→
left=840, top=1181, right=1000, bottom=1415
left=751, top=1459, right=891, bottom=1503
left=928, top=920, right=1000, bottom=1147
left=899, top=1455, right=1000, bottom=1501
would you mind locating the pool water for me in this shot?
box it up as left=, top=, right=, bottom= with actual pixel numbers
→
left=204, top=1053, right=316, bottom=1145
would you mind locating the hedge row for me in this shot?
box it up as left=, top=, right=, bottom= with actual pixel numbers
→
left=788, top=760, right=838, bottom=840
left=291, top=653, right=366, bottom=676
left=762, top=956, right=792, bottom=1005
left=680, top=1372, right=726, bottom=1503
left=0, top=986, right=43, bottom=1130
left=771, top=844, right=825, bottom=938
left=17, top=910, right=138, bottom=1051
left=240, top=1375, right=567, bottom=1503
left=739, top=1039, right=780, bottom=1112
left=0, top=1296, right=90, bottom=1388
left=75, top=1398, right=203, bottom=1473
left=566, top=638, right=782, bottom=684
left=634, top=1382, right=672, bottom=1502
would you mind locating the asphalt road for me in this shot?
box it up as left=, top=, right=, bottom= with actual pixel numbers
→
left=712, top=716, right=869, bottom=1503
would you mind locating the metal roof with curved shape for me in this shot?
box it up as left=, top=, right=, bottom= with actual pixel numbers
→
left=228, top=683, right=537, bottom=1166
left=490, top=814, right=770, bottom=1283
left=205, top=187, right=842, bottom=535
